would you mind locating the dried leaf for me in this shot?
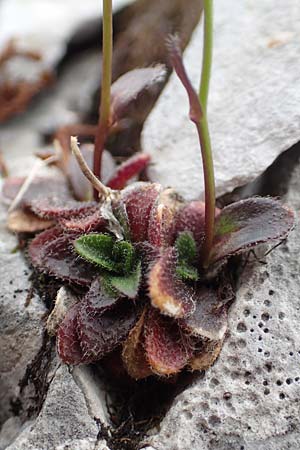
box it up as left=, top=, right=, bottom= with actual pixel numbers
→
left=209, top=197, right=295, bottom=264
left=122, top=309, right=152, bottom=380
left=189, top=339, right=224, bottom=371
left=7, top=209, right=53, bottom=233
left=149, top=248, right=195, bottom=318
left=58, top=209, right=106, bottom=233
left=144, top=308, right=193, bottom=376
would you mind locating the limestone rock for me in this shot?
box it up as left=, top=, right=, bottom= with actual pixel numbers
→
left=145, top=166, right=300, bottom=449
left=5, top=365, right=107, bottom=450
left=0, top=200, right=47, bottom=425
left=143, top=0, right=300, bottom=200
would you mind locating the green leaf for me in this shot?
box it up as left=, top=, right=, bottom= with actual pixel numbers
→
left=176, top=263, right=199, bottom=281
left=73, top=234, right=119, bottom=273
left=113, top=240, right=136, bottom=274
left=175, top=232, right=199, bottom=281
left=209, top=197, right=295, bottom=264
left=106, top=261, right=142, bottom=299
left=175, top=231, right=197, bottom=263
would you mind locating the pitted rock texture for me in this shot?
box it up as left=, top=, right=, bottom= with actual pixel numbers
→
left=143, top=0, right=300, bottom=200
left=0, top=200, right=46, bottom=426
left=145, top=166, right=300, bottom=449
left=5, top=366, right=104, bottom=450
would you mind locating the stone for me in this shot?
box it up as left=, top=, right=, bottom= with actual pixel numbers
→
left=144, top=165, right=300, bottom=449
left=0, top=198, right=47, bottom=425
left=5, top=365, right=108, bottom=450
left=143, top=0, right=300, bottom=200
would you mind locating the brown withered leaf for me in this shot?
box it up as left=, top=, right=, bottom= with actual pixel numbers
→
left=122, top=309, right=152, bottom=380
left=189, top=339, right=224, bottom=372
left=7, top=209, right=53, bottom=233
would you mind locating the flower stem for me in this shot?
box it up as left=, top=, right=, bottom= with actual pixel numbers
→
left=198, top=0, right=215, bottom=266
left=199, top=0, right=213, bottom=113
left=93, top=0, right=113, bottom=198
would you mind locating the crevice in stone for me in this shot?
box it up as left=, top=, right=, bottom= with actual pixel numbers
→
left=217, top=141, right=300, bottom=208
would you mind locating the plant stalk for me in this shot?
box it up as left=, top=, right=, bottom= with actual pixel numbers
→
left=93, top=0, right=113, bottom=199
left=199, top=0, right=213, bottom=113
left=198, top=0, right=215, bottom=266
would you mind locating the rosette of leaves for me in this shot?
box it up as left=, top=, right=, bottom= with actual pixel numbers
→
left=3, top=0, right=295, bottom=380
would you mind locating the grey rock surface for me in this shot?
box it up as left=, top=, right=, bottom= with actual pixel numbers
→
left=145, top=166, right=300, bottom=449
left=0, top=199, right=47, bottom=426
left=143, top=0, right=300, bottom=200
left=6, top=365, right=106, bottom=450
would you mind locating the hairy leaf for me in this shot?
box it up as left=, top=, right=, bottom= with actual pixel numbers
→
left=57, top=303, right=88, bottom=365
left=107, top=153, right=151, bottom=190
left=179, top=287, right=228, bottom=341
left=209, top=197, right=295, bottom=264
left=83, top=278, right=119, bottom=314
left=149, top=247, right=195, bottom=318
left=77, top=300, right=137, bottom=362
left=31, top=197, right=98, bottom=220
left=174, top=201, right=207, bottom=248
left=74, top=234, right=137, bottom=275
left=148, top=188, right=184, bottom=248
left=106, top=261, right=142, bottom=299
left=58, top=209, right=106, bottom=233
left=144, top=308, right=193, bottom=376
left=122, top=182, right=162, bottom=242
left=175, top=231, right=198, bottom=281
left=29, top=227, right=97, bottom=285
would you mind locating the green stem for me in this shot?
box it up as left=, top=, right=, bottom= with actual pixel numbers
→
left=198, top=0, right=215, bottom=266
left=93, top=0, right=113, bottom=199
left=199, top=0, right=213, bottom=113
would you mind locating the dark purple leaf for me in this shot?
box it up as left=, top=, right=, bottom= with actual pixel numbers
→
left=58, top=209, right=106, bottom=232
left=121, top=182, right=162, bottom=242
left=83, top=278, right=119, bottom=314
left=209, top=197, right=295, bottom=264
left=77, top=299, right=137, bottom=362
left=174, top=201, right=206, bottom=248
left=57, top=303, right=90, bottom=365
left=28, top=227, right=98, bottom=285
left=179, top=287, right=228, bottom=341
left=110, top=66, right=166, bottom=124
left=30, top=197, right=98, bottom=220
